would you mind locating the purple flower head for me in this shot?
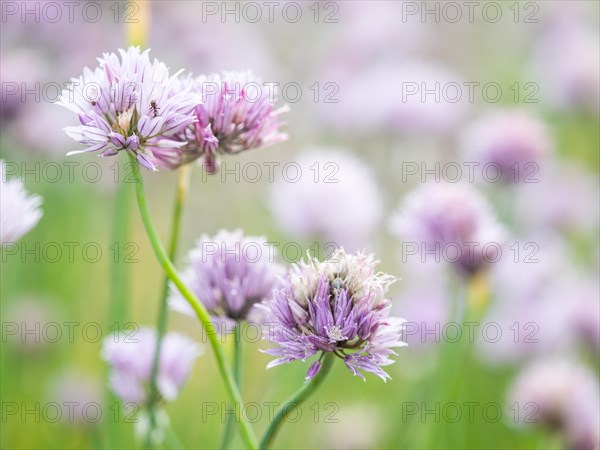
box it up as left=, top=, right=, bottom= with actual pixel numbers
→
left=389, top=182, right=505, bottom=276
left=508, top=358, right=600, bottom=450
left=176, top=71, right=289, bottom=173
left=102, top=327, right=201, bottom=405
left=58, top=46, right=201, bottom=171
left=260, top=248, right=406, bottom=382
left=1, top=160, right=42, bottom=245
left=169, top=229, right=283, bottom=325
left=460, top=110, right=552, bottom=183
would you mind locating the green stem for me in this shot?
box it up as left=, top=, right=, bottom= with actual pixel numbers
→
left=127, top=155, right=258, bottom=450
left=259, top=353, right=335, bottom=449
left=220, top=324, right=244, bottom=449
left=430, top=271, right=490, bottom=448
left=107, top=180, right=131, bottom=449
left=109, top=181, right=131, bottom=323
left=423, top=275, right=462, bottom=450
left=145, top=165, right=191, bottom=449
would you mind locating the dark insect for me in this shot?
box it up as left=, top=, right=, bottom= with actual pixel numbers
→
left=91, top=100, right=97, bottom=106
left=149, top=100, right=160, bottom=117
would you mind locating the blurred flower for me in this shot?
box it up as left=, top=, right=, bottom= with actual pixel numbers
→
left=260, top=248, right=406, bottom=382
left=460, top=110, right=552, bottom=183
left=323, top=1, right=429, bottom=65
left=170, top=229, right=283, bottom=326
left=102, top=327, right=201, bottom=405
left=3, top=297, right=56, bottom=355
left=389, top=182, right=504, bottom=276
left=316, top=61, right=468, bottom=135
left=476, top=234, right=595, bottom=365
left=46, top=369, right=103, bottom=426
left=508, top=358, right=600, bottom=450
left=0, top=48, right=45, bottom=126
left=15, top=100, right=74, bottom=155
left=269, top=148, right=383, bottom=252
left=151, top=6, right=278, bottom=79
left=177, top=71, right=288, bottom=173
left=570, top=276, right=600, bottom=354
left=1, top=160, right=42, bottom=244
left=58, top=46, right=201, bottom=171
left=513, top=160, right=600, bottom=234
left=532, top=8, right=600, bottom=114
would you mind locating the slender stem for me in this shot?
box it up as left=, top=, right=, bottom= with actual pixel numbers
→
left=430, top=270, right=491, bottom=448
left=127, top=155, right=258, bottom=450
left=109, top=182, right=131, bottom=322
left=446, top=271, right=490, bottom=399
left=220, top=324, right=244, bottom=449
left=145, top=165, right=192, bottom=449
left=106, top=177, right=131, bottom=449
left=259, top=353, right=335, bottom=450
left=423, top=274, right=463, bottom=450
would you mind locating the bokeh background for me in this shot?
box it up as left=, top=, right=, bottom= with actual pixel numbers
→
left=1, top=1, right=599, bottom=449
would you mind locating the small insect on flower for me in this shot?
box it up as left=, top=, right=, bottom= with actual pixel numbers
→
left=260, top=248, right=406, bottom=382
left=149, top=100, right=160, bottom=118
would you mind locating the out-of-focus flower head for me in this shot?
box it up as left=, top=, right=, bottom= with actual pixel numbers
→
left=514, top=160, right=600, bottom=234
left=46, top=369, right=103, bottom=426
left=269, top=148, right=383, bottom=252
left=316, top=2, right=430, bottom=71
left=1, top=160, right=42, bottom=245
left=316, top=61, right=469, bottom=136
left=170, top=229, right=283, bottom=326
left=508, top=358, right=600, bottom=450
left=460, top=110, right=553, bottom=183
left=389, top=182, right=505, bottom=276
left=260, top=248, right=406, bottom=382
left=3, top=297, right=56, bottom=355
left=58, top=46, right=201, bottom=171
left=0, top=48, right=45, bottom=126
left=102, top=327, right=201, bottom=405
left=532, top=5, right=600, bottom=115
left=15, top=100, right=74, bottom=156
left=177, top=70, right=288, bottom=173
left=570, top=276, right=600, bottom=354
left=477, top=233, right=600, bottom=364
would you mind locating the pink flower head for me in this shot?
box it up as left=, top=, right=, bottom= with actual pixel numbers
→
left=260, top=248, right=406, bottom=382
left=169, top=229, right=283, bottom=325
left=177, top=71, right=289, bottom=173
left=58, top=46, right=201, bottom=171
